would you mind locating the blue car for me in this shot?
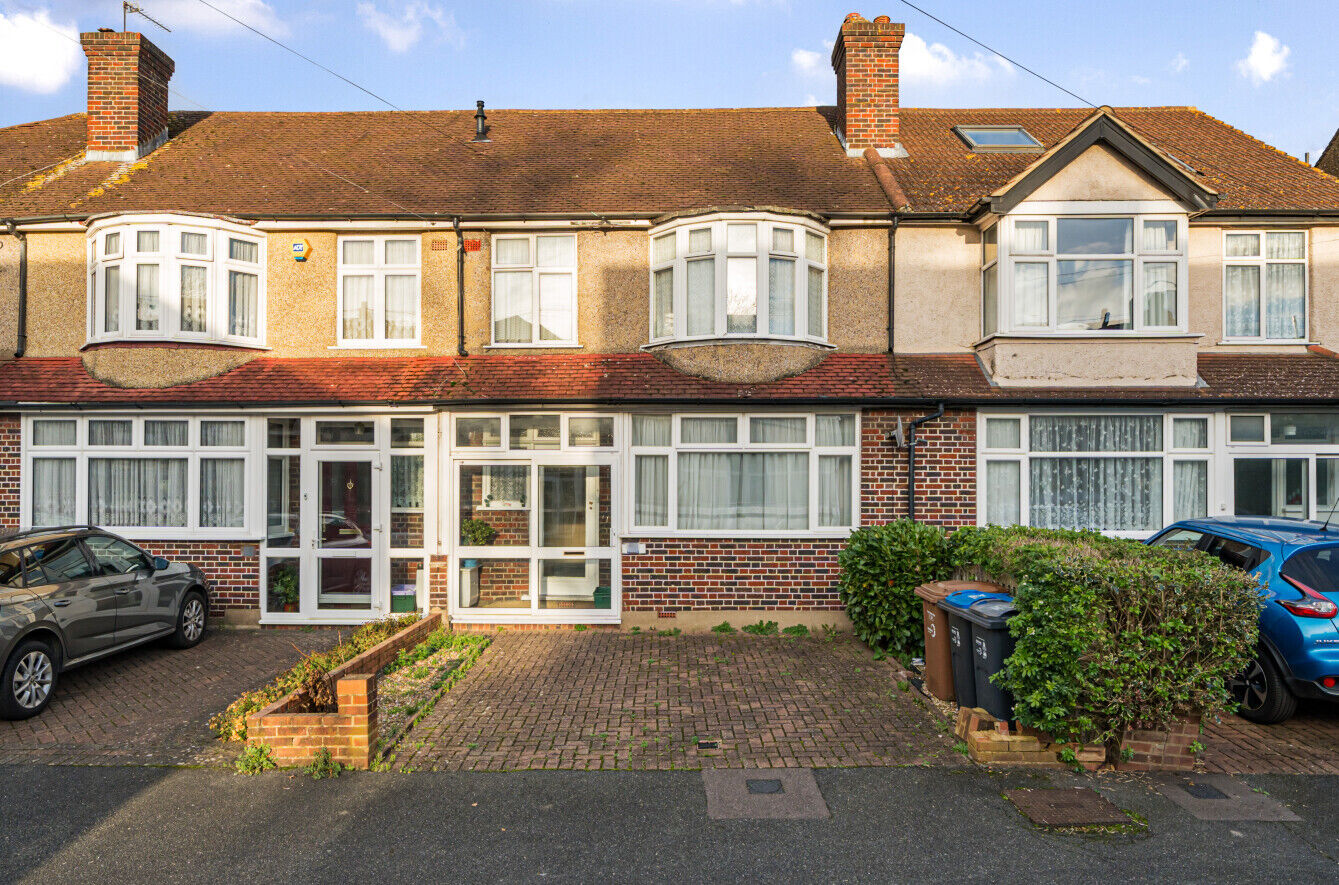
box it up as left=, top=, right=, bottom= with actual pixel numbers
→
left=1148, top=517, right=1339, bottom=724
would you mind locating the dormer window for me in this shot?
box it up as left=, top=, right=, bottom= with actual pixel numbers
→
left=648, top=212, right=828, bottom=345
left=954, top=125, right=1042, bottom=152
left=88, top=215, right=265, bottom=347
left=981, top=212, right=1187, bottom=337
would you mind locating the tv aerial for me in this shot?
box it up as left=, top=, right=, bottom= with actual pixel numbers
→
left=123, top=2, right=172, bottom=33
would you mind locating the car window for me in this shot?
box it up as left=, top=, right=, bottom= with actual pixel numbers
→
left=1150, top=528, right=1204, bottom=551
left=1281, top=546, right=1339, bottom=593
left=83, top=535, right=152, bottom=576
left=0, top=549, right=25, bottom=588
left=1203, top=535, right=1268, bottom=571
left=27, top=538, right=96, bottom=582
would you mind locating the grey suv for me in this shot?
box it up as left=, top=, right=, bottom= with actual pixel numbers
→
left=0, top=527, right=211, bottom=719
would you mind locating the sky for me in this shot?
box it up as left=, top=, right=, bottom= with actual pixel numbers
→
left=0, top=1, right=1336, bottom=162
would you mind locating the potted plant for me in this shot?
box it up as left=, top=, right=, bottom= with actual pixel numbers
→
left=460, top=518, right=498, bottom=569
left=270, top=563, right=300, bottom=613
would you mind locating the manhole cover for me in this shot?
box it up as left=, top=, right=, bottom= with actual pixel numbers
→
left=1184, top=781, right=1228, bottom=800
left=1006, top=788, right=1129, bottom=828
left=746, top=779, right=783, bottom=795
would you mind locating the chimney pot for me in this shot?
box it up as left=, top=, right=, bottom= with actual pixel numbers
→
left=80, top=31, right=175, bottom=162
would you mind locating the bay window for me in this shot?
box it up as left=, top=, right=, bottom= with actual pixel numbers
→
left=1223, top=230, right=1307, bottom=340
left=338, top=236, right=421, bottom=346
left=649, top=213, right=827, bottom=344
left=491, top=234, right=578, bottom=345
left=88, top=215, right=264, bottom=346
left=630, top=412, right=857, bottom=534
left=981, top=213, right=1186, bottom=336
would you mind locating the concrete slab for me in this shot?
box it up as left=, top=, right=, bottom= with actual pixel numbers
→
left=702, top=768, right=830, bottom=820
left=1156, top=774, right=1301, bottom=821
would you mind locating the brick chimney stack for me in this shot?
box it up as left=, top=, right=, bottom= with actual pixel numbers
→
left=831, top=13, right=906, bottom=157
left=80, top=29, right=175, bottom=162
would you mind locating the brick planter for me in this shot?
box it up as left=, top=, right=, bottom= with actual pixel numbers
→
left=1115, top=715, right=1201, bottom=772
left=245, top=613, right=444, bottom=769
left=955, top=707, right=1104, bottom=770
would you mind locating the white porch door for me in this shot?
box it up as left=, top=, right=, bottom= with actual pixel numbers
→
left=309, top=453, right=382, bottom=617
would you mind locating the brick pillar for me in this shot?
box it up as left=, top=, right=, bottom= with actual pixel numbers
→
left=0, top=414, right=18, bottom=532
left=336, top=675, right=377, bottom=769
left=80, top=30, right=175, bottom=161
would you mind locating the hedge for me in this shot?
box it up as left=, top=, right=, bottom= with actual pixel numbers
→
left=837, top=520, right=954, bottom=660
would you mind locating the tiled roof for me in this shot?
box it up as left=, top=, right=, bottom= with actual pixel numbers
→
left=1, top=352, right=1337, bottom=407
left=3, top=106, right=1338, bottom=219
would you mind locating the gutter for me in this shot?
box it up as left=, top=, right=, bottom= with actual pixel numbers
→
left=5, top=221, right=27, bottom=358
left=453, top=216, right=467, bottom=357
left=905, top=403, right=945, bottom=523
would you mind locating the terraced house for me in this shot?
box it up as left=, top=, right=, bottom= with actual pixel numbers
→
left=2, top=13, right=1339, bottom=628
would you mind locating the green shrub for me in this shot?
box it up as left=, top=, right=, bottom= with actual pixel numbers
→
left=741, top=620, right=779, bottom=636
left=781, top=625, right=809, bottom=638
left=949, top=526, right=1260, bottom=750
left=710, top=622, right=736, bottom=634
left=235, top=743, right=277, bottom=775
left=304, top=747, right=344, bottom=780
left=837, top=520, right=953, bottom=659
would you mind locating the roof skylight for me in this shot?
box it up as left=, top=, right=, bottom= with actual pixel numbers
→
left=954, top=125, right=1043, bottom=152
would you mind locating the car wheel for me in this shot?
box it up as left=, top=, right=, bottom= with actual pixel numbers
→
left=1, top=639, right=58, bottom=720
left=1231, top=654, right=1297, bottom=725
left=168, top=590, right=208, bottom=649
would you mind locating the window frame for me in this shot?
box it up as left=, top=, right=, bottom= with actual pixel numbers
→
left=489, top=233, right=579, bottom=347
left=1220, top=229, right=1309, bottom=343
left=982, top=210, right=1189, bottom=338
left=953, top=125, right=1043, bottom=152
left=87, top=214, right=266, bottom=348
left=335, top=234, right=423, bottom=348
left=647, top=212, right=830, bottom=346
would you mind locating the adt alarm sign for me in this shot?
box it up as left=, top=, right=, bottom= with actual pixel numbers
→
left=292, top=239, right=312, bottom=262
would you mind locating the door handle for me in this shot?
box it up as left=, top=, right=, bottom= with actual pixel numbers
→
left=51, top=600, right=71, bottom=607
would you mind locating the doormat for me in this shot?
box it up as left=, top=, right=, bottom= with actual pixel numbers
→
left=702, top=768, right=829, bottom=820
left=1006, top=788, right=1130, bottom=828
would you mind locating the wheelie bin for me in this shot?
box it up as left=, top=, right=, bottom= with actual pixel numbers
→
left=937, top=588, right=1013, bottom=713
left=914, top=581, right=1006, bottom=703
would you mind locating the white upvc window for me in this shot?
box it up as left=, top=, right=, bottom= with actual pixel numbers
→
left=1222, top=230, right=1308, bottom=341
left=491, top=234, right=578, bottom=346
left=628, top=412, right=858, bottom=536
left=337, top=235, right=422, bottom=347
left=23, top=415, right=255, bottom=539
left=648, top=212, right=828, bottom=345
left=982, top=211, right=1188, bottom=337
left=87, top=215, right=265, bottom=347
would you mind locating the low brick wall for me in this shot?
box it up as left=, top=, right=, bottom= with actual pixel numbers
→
left=246, top=613, right=443, bottom=769
left=1116, top=715, right=1201, bottom=772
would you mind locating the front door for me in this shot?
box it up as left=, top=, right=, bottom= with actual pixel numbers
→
left=313, top=455, right=380, bottom=617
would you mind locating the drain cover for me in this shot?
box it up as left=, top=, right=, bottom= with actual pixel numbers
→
left=1184, top=781, right=1228, bottom=800
left=746, top=779, right=783, bottom=795
left=697, top=740, right=718, bottom=750
left=1006, top=788, right=1130, bottom=828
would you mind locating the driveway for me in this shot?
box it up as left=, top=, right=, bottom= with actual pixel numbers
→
left=1200, top=701, right=1339, bottom=775
left=0, top=628, right=337, bottom=767
left=391, top=630, right=961, bottom=771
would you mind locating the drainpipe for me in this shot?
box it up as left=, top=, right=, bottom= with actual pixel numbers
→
left=452, top=216, right=467, bottom=357
left=5, top=221, right=27, bottom=358
left=906, top=402, right=945, bottom=522
left=886, top=214, right=898, bottom=354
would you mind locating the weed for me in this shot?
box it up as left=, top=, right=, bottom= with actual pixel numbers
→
left=630, top=626, right=641, bottom=634
left=952, top=740, right=970, bottom=757
left=235, top=743, right=277, bottom=775
left=1120, top=746, right=1136, bottom=762
left=711, top=622, right=736, bottom=634
left=304, top=747, right=345, bottom=780
left=1188, top=740, right=1205, bottom=755
left=574, top=624, right=588, bottom=632
left=897, top=680, right=910, bottom=692
left=821, top=624, right=840, bottom=642
left=742, top=620, right=779, bottom=636
left=781, top=625, right=809, bottom=638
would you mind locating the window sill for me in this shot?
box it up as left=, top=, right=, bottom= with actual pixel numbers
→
left=81, top=339, right=271, bottom=352
left=1215, top=339, right=1315, bottom=347
left=643, top=336, right=836, bottom=352
left=975, top=331, right=1202, bottom=346
left=329, top=343, right=426, bottom=350
left=485, top=342, right=583, bottom=349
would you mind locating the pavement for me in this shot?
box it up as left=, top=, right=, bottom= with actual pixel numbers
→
left=2, top=764, right=1337, bottom=884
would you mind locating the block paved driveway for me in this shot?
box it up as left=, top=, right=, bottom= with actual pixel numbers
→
left=392, top=631, right=963, bottom=772
left=0, top=629, right=336, bottom=767
left=1199, top=701, right=1339, bottom=775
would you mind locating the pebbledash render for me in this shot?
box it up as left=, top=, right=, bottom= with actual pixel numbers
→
left=3, top=16, right=1339, bottom=629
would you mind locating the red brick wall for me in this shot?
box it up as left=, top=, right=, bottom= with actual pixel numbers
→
left=80, top=31, right=175, bottom=154
left=134, top=540, right=259, bottom=615
left=832, top=14, right=904, bottom=150
left=861, top=408, right=976, bottom=528
left=0, top=413, right=18, bottom=532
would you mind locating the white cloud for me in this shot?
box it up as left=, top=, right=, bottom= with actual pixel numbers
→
left=1130, top=75, right=1151, bottom=86
left=790, top=47, right=823, bottom=76
left=357, top=2, right=463, bottom=53
left=898, top=32, right=1012, bottom=87
left=148, top=0, right=289, bottom=38
left=1169, top=52, right=1189, bottom=74
left=1236, top=31, right=1290, bottom=84
left=0, top=10, right=80, bottom=94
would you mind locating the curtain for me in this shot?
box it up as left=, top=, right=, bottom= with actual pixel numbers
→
left=179, top=265, right=208, bottom=333
left=678, top=452, right=808, bottom=530
left=537, top=273, right=573, bottom=341
left=1014, top=220, right=1048, bottom=251
left=384, top=239, right=416, bottom=265
left=32, top=420, right=75, bottom=446
left=343, top=239, right=375, bottom=264
left=229, top=271, right=258, bottom=338
left=228, top=238, right=259, bottom=263
left=727, top=224, right=756, bottom=252
left=1012, top=262, right=1048, bottom=326
left=816, top=414, right=855, bottom=447
left=145, top=420, right=188, bottom=446
left=635, top=454, right=668, bottom=526
left=1142, top=220, right=1177, bottom=251
left=687, top=258, right=715, bottom=336
left=690, top=228, right=713, bottom=254
left=681, top=417, right=736, bottom=444
left=1266, top=232, right=1305, bottom=259
left=985, top=461, right=1021, bottom=525
left=726, top=257, right=757, bottom=333
left=494, top=238, right=530, bottom=265
left=89, top=420, right=131, bottom=446
left=536, top=235, right=574, bottom=267
left=384, top=274, right=417, bottom=340
left=392, top=455, right=424, bottom=509
left=1265, top=264, right=1305, bottom=339
left=653, top=234, right=675, bottom=264
left=984, top=418, right=1020, bottom=449
left=653, top=268, right=674, bottom=338
left=1226, top=234, right=1260, bottom=257
left=751, top=417, right=805, bottom=444
left=632, top=415, right=671, bottom=447
left=201, top=421, right=244, bottom=446
left=1172, top=418, right=1208, bottom=449
left=981, top=264, right=998, bottom=336
left=772, top=228, right=794, bottom=252
left=1173, top=460, right=1208, bottom=521
left=136, top=264, right=159, bottom=330
left=806, top=231, right=824, bottom=263
left=342, top=275, right=375, bottom=340
left=88, top=458, right=188, bottom=527
left=807, top=266, right=825, bottom=337
left=180, top=231, right=208, bottom=255
left=1143, top=262, right=1178, bottom=326
left=200, top=458, right=245, bottom=528
left=1029, top=415, right=1162, bottom=452
left=32, top=458, right=75, bottom=526
left=768, top=258, right=795, bottom=335
left=817, top=455, right=852, bottom=527
left=1224, top=265, right=1261, bottom=337
left=104, top=265, right=120, bottom=332
left=137, top=230, right=159, bottom=252
left=1029, top=457, right=1162, bottom=531
left=492, top=271, right=532, bottom=343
